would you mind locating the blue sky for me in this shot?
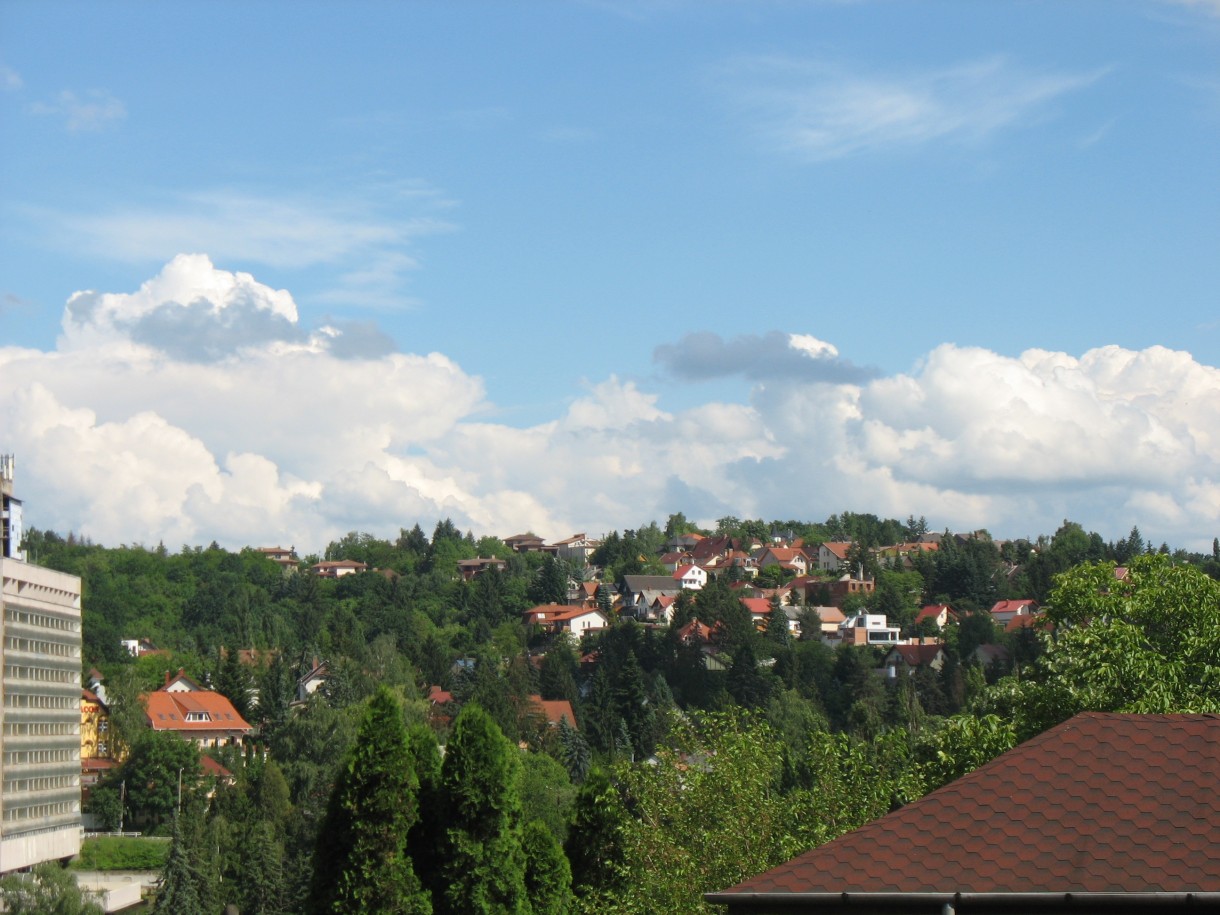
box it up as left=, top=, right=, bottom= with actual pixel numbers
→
left=1, top=0, right=1218, bottom=554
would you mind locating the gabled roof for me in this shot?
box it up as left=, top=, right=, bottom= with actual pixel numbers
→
left=708, top=713, right=1220, bottom=912
left=1006, top=612, right=1050, bottom=633
left=675, top=618, right=716, bottom=644
left=622, top=574, right=683, bottom=593
left=885, top=643, right=945, bottom=667
left=915, top=604, right=956, bottom=624
left=427, top=684, right=454, bottom=705
left=201, top=756, right=233, bottom=779
left=690, top=535, right=736, bottom=562
left=990, top=599, right=1038, bottom=618
left=523, top=604, right=609, bottom=625
left=527, top=695, right=578, bottom=729
left=818, top=541, right=853, bottom=560
left=740, top=598, right=773, bottom=617
left=144, top=688, right=252, bottom=734
left=808, top=605, right=846, bottom=624
left=758, top=547, right=808, bottom=564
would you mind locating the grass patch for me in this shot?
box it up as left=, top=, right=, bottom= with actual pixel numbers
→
left=73, top=836, right=170, bottom=871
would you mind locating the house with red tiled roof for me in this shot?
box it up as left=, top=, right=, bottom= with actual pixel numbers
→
left=255, top=546, right=299, bottom=570
left=756, top=546, right=810, bottom=577
left=740, top=597, right=774, bottom=630
left=660, top=551, right=695, bottom=572
left=526, top=695, right=578, bottom=730
left=882, top=642, right=946, bottom=677
left=120, top=637, right=170, bottom=658
left=674, top=618, right=728, bottom=671
left=915, top=604, right=957, bottom=630
left=674, top=564, right=708, bottom=590
left=503, top=532, right=555, bottom=554
left=1004, top=612, right=1050, bottom=635
left=815, top=541, right=853, bottom=573
left=142, top=685, right=252, bottom=750
left=647, top=594, right=678, bottom=625
left=708, top=713, right=1220, bottom=914
left=690, top=535, right=738, bottom=566
left=522, top=604, right=610, bottom=637
left=552, top=533, right=600, bottom=563
left=798, top=605, right=846, bottom=640
left=989, top=599, right=1038, bottom=626
left=456, top=556, right=507, bottom=580
left=875, top=541, right=939, bottom=569
left=310, top=559, right=368, bottom=578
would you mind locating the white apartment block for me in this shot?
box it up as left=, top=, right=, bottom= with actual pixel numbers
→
left=0, top=456, right=83, bottom=872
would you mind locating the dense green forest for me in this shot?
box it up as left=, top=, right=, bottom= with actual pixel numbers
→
left=16, top=513, right=1220, bottom=913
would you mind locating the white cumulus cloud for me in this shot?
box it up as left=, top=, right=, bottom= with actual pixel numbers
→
left=3, top=257, right=1219, bottom=553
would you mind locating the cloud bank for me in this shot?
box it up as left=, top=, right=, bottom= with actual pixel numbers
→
left=3, top=256, right=1218, bottom=553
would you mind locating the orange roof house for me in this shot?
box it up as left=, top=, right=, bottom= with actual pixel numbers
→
left=709, top=713, right=1220, bottom=914
left=989, top=599, right=1039, bottom=625
left=256, top=546, right=299, bottom=570
left=143, top=687, right=252, bottom=749
left=915, top=604, right=956, bottom=629
left=310, top=559, right=368, bottom=578
left=527, top=695, right=578, bottom=729
left=522, top=604, right=610, bottom=636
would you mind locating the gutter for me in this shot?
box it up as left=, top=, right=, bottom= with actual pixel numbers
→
left=702, top=891, right=1220, bottom=912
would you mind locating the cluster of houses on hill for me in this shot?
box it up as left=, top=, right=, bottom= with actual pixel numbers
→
left=256, top=529, right=1046, bottom=676
left=82, top=529, right=1040, bottom=814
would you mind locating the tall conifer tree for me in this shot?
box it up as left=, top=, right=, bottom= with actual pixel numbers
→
left=310, top=687, right=430, bottom=915
left=439, top=703, right=528, bottom=915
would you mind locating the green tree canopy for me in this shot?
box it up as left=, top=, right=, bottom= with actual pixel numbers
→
left=979, top=553, right=1220, bottom=741
left=440, top=703, right=528, bottom=915
left=0, top=863, right=105, bottom=915
left=310, top=686, right=430, bottom=915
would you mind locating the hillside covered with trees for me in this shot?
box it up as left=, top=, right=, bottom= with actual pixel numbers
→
left=17, top=512, right=1220, bottom=914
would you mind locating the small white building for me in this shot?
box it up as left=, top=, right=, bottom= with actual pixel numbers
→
left=673, top=564, right=708, bottom=591
left=830, top=612, right=901, bottom=647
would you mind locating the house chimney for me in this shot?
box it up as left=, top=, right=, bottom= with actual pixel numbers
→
left=164, top=670, right=171, bottom=687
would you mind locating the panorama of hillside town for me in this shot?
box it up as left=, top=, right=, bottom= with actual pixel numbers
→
left=3, top=454, right=1220, bottom=913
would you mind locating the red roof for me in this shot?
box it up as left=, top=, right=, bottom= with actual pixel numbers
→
left=709, top=713, right=1220, bottom=909
left=528, top=695, right=578, bottom=729
left=916, top=604, right=955, bottom=625
left=740, top=598, right=773, bottom=617
left=676, top=618, right=716, bottom=644
left=427, top=685, right=454, bottom=705
left=990, top=599, right=1038, bottom=619
left=143, top=689, right=252, bottom=734
left=523, top=604, right=608, bottom=626
left=819, top=541, right=853, bottom=560
left=887, top=643, right=944, bottom=667
left=200, top=756, right=233, bottom=779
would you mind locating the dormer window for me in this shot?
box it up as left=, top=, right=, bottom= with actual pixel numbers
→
left=185, top=711, right=210, bottom=722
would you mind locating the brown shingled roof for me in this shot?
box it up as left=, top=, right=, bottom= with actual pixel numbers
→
left=708, top=713, right=1220, bottom=913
